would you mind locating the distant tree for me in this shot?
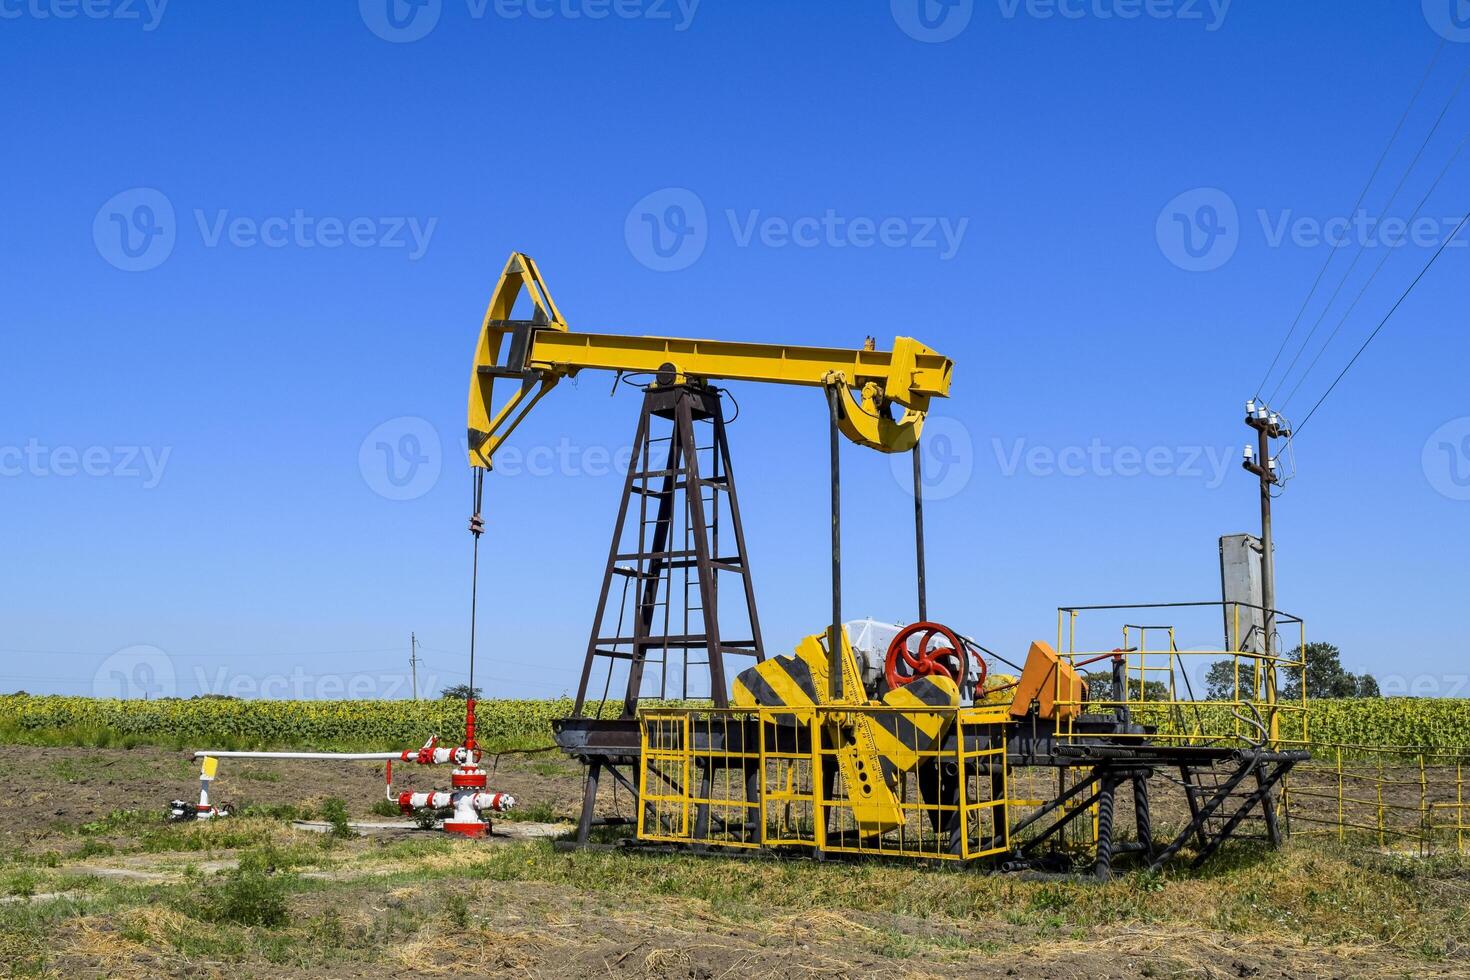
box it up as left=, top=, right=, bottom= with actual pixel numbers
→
left=1204, top=659, right=1238, bottom=701
left=1082, top=671, right=1168, bottom=704
left=440, top=684, right=483, bottom=700
left=1281, top=642, right=1380, bottom=700
left=1206, top=643, right=1378, bottom=701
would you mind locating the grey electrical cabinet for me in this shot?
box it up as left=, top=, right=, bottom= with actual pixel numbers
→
left=1219, top=534, right=1267, bottom=654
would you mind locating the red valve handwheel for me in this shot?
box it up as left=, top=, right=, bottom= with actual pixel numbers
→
left=883, top=621, right=981, bottom=693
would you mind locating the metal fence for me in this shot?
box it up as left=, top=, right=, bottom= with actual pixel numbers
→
left=1052, top=602, right=1309, bottom=748
left=1285, top=743, right=1470, bottom=856
left=638, top=705, right=1012, bottom=861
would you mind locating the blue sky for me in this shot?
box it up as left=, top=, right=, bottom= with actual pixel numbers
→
left=2, top=1, right=1468, bottom=702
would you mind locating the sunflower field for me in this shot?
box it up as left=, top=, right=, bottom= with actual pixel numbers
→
left=0, top=694, right=1466, bottom=755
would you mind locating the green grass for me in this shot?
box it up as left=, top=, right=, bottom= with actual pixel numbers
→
left=0, top=835, right=1463, bottom=976
left=369, top=798, right=401, bottom=818
left=3, top=869, right=40, bottom=897
left=188, top=847, right=294, bottom=927
left=497, top=800, right=558, bottom=823
left=237, top=767, right=282, bottom=783
left=238, top=802, right=312, bottom=822
left=317, top=798, right=355, bottom=840
left=439, top=839, right=1465, bottom=960
left=78, top=808, right=160, bottom=837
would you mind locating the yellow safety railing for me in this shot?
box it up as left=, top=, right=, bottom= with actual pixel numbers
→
left=637, top=704, right=1013, bottom=861
left=1050, top=603, right=1309, bottom=749
left=1003, top=765, right=1101, bottom=853
left=1287, top=743, right=1470, bottom=856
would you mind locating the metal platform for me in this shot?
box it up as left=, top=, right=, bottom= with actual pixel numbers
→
left=555, top=706, right=1307, bottom=877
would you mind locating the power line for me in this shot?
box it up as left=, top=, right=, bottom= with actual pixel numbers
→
left=1266, top=51, right=1469, bottom=405
left=1292, top=209, right=1470, bottom=437
left=418, top=644, right=579, bottom=675
left=1281, top=125, right=1470, bottom=410
left=1254, top=37, right=1447, bottom=399
left=0, top=647, right=404, bottom=659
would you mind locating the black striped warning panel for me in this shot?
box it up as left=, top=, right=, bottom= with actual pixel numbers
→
left=732, top=634, right=831, bottom=712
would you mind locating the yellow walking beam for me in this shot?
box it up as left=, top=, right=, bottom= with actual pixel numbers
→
left=521, top=331, right=953, bottom=398
left=468, top=252, right=954, bottom=467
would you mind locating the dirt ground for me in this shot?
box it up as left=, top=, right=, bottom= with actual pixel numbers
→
left=1, top=745, right=1466, bottom=979
left=0, top=744, right=593, bottom=858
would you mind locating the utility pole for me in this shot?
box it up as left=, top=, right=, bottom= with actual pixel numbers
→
left=1241, top=399, right=1289, bottom=743
left=409, top=632, right=421, bottom=701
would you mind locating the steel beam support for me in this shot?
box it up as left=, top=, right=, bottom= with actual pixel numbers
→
left=575, top=762, right=602, bottom=846
left=827, top=385, right=843, bottom=701
left=912, top=443, right=927, bottom=621
left=1093, top=775, right=1120, bottom=881
left=572, top=384, right=762, bottom=719
left=1189, top=760, right=1296, bottom=868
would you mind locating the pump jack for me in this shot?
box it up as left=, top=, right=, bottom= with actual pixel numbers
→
left=465, top=252, right=955, bottom=840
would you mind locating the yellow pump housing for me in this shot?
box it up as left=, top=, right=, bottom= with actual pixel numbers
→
left=732, top=627, right=960, bottom=836
left=1009, top=640, right=1088, bottom=722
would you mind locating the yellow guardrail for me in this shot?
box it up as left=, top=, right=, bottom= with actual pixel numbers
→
left=637, top=705, right=1013, bottom=861
left=1288, top=743, right=1470, bottom=856
left=1049, top=604, right=1309, bottom=748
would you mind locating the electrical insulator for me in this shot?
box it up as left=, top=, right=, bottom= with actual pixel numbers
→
left=1243, top=444, right=1254, bottom=462
left=1246, top=399, right=1257, bottom=415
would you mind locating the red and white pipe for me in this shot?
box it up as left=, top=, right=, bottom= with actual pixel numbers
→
left=189, top=699, right=516, bottom=835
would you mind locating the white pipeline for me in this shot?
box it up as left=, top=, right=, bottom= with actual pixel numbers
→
left=192, top=750, right=404, bottom=761
left=184, top=702, right=514, bottom=836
